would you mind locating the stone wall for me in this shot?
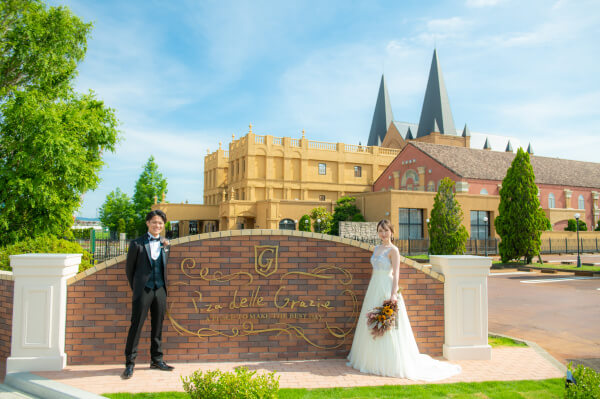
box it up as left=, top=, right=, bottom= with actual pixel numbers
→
left=0, top=274, right=14, bottom=375
left=339, top=222, right=378, bottom=242
left=64, top=231, right=444, bottom=365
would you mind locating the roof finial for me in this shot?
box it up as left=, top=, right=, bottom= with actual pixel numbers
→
left=249, top=123, right=253, bottom=134
left=232, top=133, right=235, bottom=141
left=483, top=137, right=491, bottom=150
left=302, top=129, right=305, bottom=139
left=218, top=141, right=222, bottom=150
left=206, top=149, right=209, bottom=154
left=527, top=143, right=534, bottom=155
left=461, top=124, right=471, bottom=137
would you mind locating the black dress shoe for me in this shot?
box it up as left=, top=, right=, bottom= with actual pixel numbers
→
left=150, top=360, right=174, bottom=371
left=121, top=365, right=134, bottom=379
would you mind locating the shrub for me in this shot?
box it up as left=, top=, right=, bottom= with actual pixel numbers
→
left=596, top=221, right=600, bottom=232
left=309, top=207, right=333, bottom=234
left=565, top=363, right=600, bottom=398
left=564, top=219, right=587, bottom=232
left=330, top=196, right=365, bottom=236
left=182, top=366, right=279, bottom=399
left=0, top=235, right=94, bottom=273
left=298, top=215, right=311, bottom=232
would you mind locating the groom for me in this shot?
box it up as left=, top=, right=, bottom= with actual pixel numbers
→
left=121, top=209, right=174, bottom=379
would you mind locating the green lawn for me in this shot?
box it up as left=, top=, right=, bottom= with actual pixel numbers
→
left=488, top=335, right=527, bottom=347
left=493, top=261, right=600, bottom=272
left=103, top=379, right=565, bottom=398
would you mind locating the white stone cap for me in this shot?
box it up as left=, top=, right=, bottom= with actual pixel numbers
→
left=430, top=255, right=492, bottom=275
left=9, top=254, right=82, bottom=277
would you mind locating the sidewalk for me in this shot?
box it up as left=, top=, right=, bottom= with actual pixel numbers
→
left=33, top=346, right=565, bottom=395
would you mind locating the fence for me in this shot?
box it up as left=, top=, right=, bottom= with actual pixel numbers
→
left=342, top=235, right=600, bottom=257
left=74, top=239, right=130, bottom=263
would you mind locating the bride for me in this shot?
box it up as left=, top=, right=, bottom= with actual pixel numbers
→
left=347, top=219, right=461, bottom=381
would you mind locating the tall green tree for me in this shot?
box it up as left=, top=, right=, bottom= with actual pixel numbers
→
left=0, top=0, right=119, bottom=246
left=330, top=196, right=365, bottom=236
left=495, top=148, right=548, bottom=264
left=132, top=156, right=167, bottom=235
left=99, top=188, right=136, bottom=238
left=428, top=177, right=469, bottom=255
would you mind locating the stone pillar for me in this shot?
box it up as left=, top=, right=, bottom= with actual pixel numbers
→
left=430, top=255, right=492, bottom=361
left=7, top=254, right=81, bottom=373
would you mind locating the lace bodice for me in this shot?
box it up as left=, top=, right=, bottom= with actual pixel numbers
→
left=371, top=246, right=393, bottom=272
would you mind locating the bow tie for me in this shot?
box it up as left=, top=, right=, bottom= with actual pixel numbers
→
left=149, top=237, right=160, bottom=242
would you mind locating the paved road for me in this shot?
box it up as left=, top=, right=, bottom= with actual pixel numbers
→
left=489, top=270, right=600, bottom=367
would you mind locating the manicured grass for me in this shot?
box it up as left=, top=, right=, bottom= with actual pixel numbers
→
left=405, top=254, right=429, bottom=260
left=488, top=335, right=528, bottom=347
left=103, top=379, right=565, bottom=398
left=493, top=261, right=600, bottom=272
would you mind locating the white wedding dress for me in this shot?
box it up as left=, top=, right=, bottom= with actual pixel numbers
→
left=347, top=246, right=461, bottom=381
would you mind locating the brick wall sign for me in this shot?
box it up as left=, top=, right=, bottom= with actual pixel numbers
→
left=65, top=230, right=445, bottom=364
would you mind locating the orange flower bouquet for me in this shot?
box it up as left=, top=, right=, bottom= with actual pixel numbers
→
left=365, top=299, right=398, bottom=338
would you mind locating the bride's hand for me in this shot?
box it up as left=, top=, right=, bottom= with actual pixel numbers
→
left=390, top=293, right=398, bottom=302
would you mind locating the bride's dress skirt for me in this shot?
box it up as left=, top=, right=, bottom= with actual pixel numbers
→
left=347, top=268, right=461, bottom=381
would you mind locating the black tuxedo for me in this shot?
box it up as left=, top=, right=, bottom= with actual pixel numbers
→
left=124, top=234, right=170, bottom=366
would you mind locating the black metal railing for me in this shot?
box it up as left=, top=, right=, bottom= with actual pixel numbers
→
left=343, top=235, right=600, bottom=256
left=74, top=239, right=131, bottom=263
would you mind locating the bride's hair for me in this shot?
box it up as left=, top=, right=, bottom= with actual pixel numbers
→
left=376, top=219, right=395, bottom=242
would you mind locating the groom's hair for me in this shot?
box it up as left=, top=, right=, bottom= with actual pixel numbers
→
left=376, top=219, right=395, bottom=241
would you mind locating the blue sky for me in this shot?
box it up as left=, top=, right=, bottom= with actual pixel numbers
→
left=49, top=0, right=600, bottom=218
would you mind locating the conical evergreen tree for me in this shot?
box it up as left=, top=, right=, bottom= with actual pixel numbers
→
left=495, top=148, right=548, bottom=263
left=132, top=156, right=168, bottom=235
left=428, top=178, right=469, bottom=254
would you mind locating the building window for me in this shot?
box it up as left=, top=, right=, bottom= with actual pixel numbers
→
left=427, top=181, right=436, bottom=192
left=189, top=221, right=198, bottom=235
left=318, top=163, right=326, bottom=175
left=354, top=166, right=362, bottom=177
left=279, top=219, right=296, bottom=230
left=480, top=188, right=488, bottom=195
left=319, top=195, right=326, bottom=201
left=548, top=193, right=555, bottom=208
left=470, top=211, right=490, bottom=239
left=398, top=208, right=423, bottom=239
left=578, top=195, right=585, bottom=210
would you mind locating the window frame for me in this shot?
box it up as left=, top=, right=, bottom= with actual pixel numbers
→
left=318, top=163, right=326, bottom=175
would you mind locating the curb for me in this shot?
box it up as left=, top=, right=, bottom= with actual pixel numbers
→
left=4, top=372, right=104, bottom=399
left=489, top=332, right=567, bottom=374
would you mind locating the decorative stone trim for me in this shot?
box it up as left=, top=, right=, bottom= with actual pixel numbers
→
left=0, top=270, right=14, bottom=281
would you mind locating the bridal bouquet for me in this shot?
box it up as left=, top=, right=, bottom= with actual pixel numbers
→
left=365, top=299, right=398, bottom=338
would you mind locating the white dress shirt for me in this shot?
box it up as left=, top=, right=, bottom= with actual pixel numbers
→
left=148, top=233, right=161, bottom=260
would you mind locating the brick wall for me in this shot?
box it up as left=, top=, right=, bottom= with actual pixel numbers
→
left=0, top=276, right=14, bottom=378
left=65, top=232, right=444, bottom=365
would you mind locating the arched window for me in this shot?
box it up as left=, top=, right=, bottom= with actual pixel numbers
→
left=578, top=195, right=585, bottom=210
left=480, top=188, right=488, bottom=195
left=548, top=193, right=555, bottom=208
left=279, top=219, right=296, bottom=230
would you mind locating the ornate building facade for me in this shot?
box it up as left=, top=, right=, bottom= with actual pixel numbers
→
left=154, top=49, right=600, bottom=238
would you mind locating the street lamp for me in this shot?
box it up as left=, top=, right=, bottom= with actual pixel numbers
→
left=317, top=218, right=321, bottom=233
left=304, top=219, right=309, bottom=231
left=483, top=216, right=489, bottom=257
left=575, top=213, right=581, bottom=268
